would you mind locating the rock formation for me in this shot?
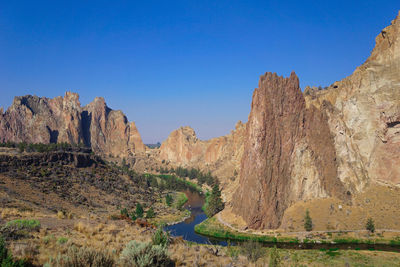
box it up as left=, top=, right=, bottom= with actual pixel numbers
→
left=231, top=72, right=346, bottom=229
left=0, top=92, right=145, bottom=157
left=159, top=122, right=245, bottom=180
left=231, top=11, right=400, bottom=229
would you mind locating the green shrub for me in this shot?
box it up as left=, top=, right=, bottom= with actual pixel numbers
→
left=5, top=220, right=40, bottom=231
left=136, top=203, right=144, bottom=218
left=120, top=208, right=129, bottom=217
left=119, top=241, right=174, bottom=267
left=0, top=237, right=27, bottom=266
left=48, top=245, right=114, bottom=267
left=165, top=194, right=173, bottom=207
left=151, top=227, right=170, bottom=247
left=146, top=207, right=155, bottom=219
left=1, top=219, right=40, bottom=240
left=240, top=240, right=265, bottom=263
left=174, top=193, right=188, bottom=211
left=268, top=246, right=280, bottom=267
left=57, top=237, right=69, bottom=245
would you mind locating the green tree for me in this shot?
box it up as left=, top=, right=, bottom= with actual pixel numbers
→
left=135, top=203, right=144, bottom=218
left=366, top=217, right=375, bottom=233
left=304, top=209, right=313, bottom=231
left=146, top=207, right=155, bottom=218
left=165, top=194, right=173, bottom=207
left=204, top=183, right=225, bottom=217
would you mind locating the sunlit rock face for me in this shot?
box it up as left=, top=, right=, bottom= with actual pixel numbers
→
left=305, top=11, right=400, bottom=188
left=0, top=92, right=145, bottom=157
left=159, top=122, right=246, bottom=179
left=231, top=11, right=400, bottom=230
left=231, top=72, right=346, bottom=229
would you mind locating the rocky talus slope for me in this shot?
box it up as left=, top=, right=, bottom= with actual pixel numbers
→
left=230, top=11, right=400, bottom=230
left=0, top=92, right=146, bottom=157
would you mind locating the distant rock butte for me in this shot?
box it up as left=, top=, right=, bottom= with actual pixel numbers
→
left=159, top=121, right=246, bottom=191
left=0, top=92, right=145, bottom=157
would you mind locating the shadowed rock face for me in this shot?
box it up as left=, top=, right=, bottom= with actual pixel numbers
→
left=231, top=72, right=345, bottom=229
left=0, top=92, right=145, bottom=157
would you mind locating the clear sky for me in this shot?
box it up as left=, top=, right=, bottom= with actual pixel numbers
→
left=0, top=1, right=399, bottom=143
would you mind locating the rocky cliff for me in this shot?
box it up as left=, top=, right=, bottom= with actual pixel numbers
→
left=231, top=72, right=346, bottom=229
left=159, top=122, right=246, bottom=177
left=0, top=92, right=145, bottom=157
left=158, top=122, right=246, bottom=198
left=231, top=11, right=400, bottom=229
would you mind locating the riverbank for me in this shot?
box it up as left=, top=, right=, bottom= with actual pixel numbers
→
left=149, top=191, right=191, bottom=226
left=195, top=217, right=400, bottom=250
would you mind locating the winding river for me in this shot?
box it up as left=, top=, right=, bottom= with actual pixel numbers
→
left=165, top=190, right=228, bottom=245
left=165, top=190, right=400, bottom=252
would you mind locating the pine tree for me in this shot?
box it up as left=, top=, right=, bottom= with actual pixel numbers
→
left=304, top=209, right=313, bottom=231
left=135, top=203, right=144, bottom=218
left=205, top=183, right=225, bottom=217
left=366, top=217, right=375, bottom=233
left=146, top=207, right=155, bottom=218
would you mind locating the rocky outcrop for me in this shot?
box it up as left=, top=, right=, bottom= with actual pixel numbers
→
left=0, top=92, right=146, bottom=157
left=159, top=122, right=246, bottom=186
left=305, top=11, right=400, bottom=187
left=231, top=11, right=400, bottom=230
left=231, top=72, right=346, bottom=229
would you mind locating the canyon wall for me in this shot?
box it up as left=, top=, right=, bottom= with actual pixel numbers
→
left=0, top=92, right=145, bottom=157
left=159, top=121, right=246, bottom=182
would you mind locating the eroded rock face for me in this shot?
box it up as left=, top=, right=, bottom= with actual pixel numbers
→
left=305, top=11, right=400, bottom=187
left=159, top=122, right=246, bottom=190
left=0, top=92, right=145, bottom=157
left=232, top=11, right=400, bottom=230
left=231, top=72, right=346, bottom=229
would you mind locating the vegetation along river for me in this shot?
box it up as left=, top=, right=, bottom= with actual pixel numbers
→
left=166, top=190, right=400, bottom=252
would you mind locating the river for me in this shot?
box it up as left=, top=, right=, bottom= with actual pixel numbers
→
left=165, top=190, right=400, bottom=252
left=165, top=190, right=228, bottom=245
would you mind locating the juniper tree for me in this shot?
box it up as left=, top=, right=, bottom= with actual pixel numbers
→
left=304, top=209, right=313, bottom=231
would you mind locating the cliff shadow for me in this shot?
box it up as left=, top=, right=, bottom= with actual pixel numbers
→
left=46, top=126, right=59, bottom=143
left=81, top=110, right=92, bottom=147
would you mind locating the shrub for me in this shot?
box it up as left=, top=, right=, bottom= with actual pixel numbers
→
left=0, top=237, right=27, bottom=266
left=4, top=220, right=40, bottom=231
left=151, top=227, right=170, bottom=247
left=119, top=241, right=174, bottom=267
left=174, top=193, right=188, bottom=211
left=268, top=246, right=280, bottom=267
left=49, top=245, right=114, bottom=267
left=304, top=209, right=313, bottom=231
left=57, top=237, right=68, bottom=245
left=165, top=194, right=173, bottom=207
left=146, top=207, right=155, bottom=219
left=240, top=240, right=265, bottom=263
left=136, top=203, right=144, bottom=218
left=1, top=219, right=40, bottom=240
left=120, top=208, right=129, bottom=218
left=366, top=218, right=375, bottom=233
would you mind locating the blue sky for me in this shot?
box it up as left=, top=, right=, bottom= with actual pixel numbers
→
left=0, top=1, right=399, bottom=143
